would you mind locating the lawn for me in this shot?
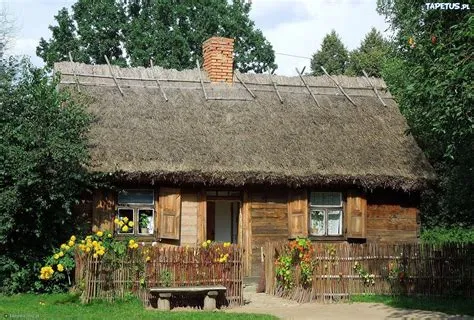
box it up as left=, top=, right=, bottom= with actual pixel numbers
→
left=350, top=294, right=474, bottom=316
left=0, top=293, right=277, bottom=320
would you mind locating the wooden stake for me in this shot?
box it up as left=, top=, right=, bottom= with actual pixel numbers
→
left=104, top=55, right=124, bottom=96
left=269, top=73, right=283, bottom=103
left=196, top=59, right=208, bottom=100
left=150, top=59, right=168, bottom=101
left=320, top=66, right=357, bottom=107
left=235, top=72, right=256, bottom=99
left=362, top=70, right=386, bottom=107
left=68, top=52, right=80, bottom=92
left=296, top=67, right=320, bottom=108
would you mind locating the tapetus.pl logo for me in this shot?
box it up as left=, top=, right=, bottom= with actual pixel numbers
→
left=424, top=2, right=470, bottom=10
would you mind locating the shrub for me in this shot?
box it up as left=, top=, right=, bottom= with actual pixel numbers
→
left=421, top=227, right=474, bottom=245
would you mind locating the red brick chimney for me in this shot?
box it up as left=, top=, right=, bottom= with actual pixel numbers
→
left=202, top=37, right=234, bottom=83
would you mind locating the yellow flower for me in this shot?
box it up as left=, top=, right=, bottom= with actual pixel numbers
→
left=96, top=231, right=103, bottom=237
left=92, top=240, right=98, bottom=246
left=58, top=251, right=64, bottom=257
left=119, top=221, right=124, bottom=227
left=146, top=256, right=151, bottom=262
left=107, top=233, right=112, bottom=238
left=60, top=244, right=67, bottom=250
left=93, top=253, right=98, bottom=258
left=39, top=266, right=54, bottom=280
left=68, top=240, right=74, bottom=247
left=128, top=221, right=134, bottom=227
left=81, top=240, right=85, bottom=244
left=129, top=239, right=135, bottom=245
left=223, top=242, right=231, bottom=248
left=202, top=241, right=208, bottom=248
left=53, top=254, right=59, bottom=260
left=57, top=264, right=64, bottom=272
left=206, top=240, right=211, bottom=244
left=123, top=217, right=129, bottom=223
left=85, top=247, right=91, bottom=253
left=122, top=225, right=129, bottom=232
left=114, top=218, right=120, bottom=224
left=70, top=235, right=76, bottom=241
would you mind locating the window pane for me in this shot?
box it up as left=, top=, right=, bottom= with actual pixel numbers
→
left=310, top=192, right=341, bottom=206
left=310, top=209, right=326, bottom=236
left=138, top=209, right=154, bottom=235
left=117, top=209, right=134, bottom=234
left=327, top=210, right=342, bottom=235
left=118, top=190, right=154, bottom=204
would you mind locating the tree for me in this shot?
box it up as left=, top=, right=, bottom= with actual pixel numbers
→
left=0, top=5, right=15, bottom=59
left=37, top=0, right=276, bottom=73
left=310, top=30, right=349, bottom=75
left=0, top=57, right=92, bottom=293
left=377, top=0, right=474, bottom=227
left=345, top=27, right=390, bottom=77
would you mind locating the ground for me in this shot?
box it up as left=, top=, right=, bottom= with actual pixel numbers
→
left=226, top=284, right=474, bottom=320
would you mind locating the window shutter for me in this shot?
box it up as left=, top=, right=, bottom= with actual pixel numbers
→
left=288, top=189, right=308, bottom=239
left=159, top=188, right=181, bottom=240
left=92, top=189, right=115, bottom=232
left=345, top=191, right=367, bottom=239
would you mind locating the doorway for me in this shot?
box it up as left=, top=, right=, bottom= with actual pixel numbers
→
left=206, top=201, right=240, bottom=243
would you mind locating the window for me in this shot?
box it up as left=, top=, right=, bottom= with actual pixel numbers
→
left=309, top=192, right=343, bottom=236
left=116, top=190, right=154, bottom=236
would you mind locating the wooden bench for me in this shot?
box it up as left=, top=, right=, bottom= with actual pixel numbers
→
left=149, top=286, right=227, bottom=311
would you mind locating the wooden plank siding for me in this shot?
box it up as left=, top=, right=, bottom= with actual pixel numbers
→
left=180, top=191, right=199, bottom=246
left=249, top=189, right=288, bottom=277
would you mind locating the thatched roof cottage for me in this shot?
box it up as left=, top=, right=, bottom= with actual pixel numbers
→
left=56, top=37, right=435, bottom=277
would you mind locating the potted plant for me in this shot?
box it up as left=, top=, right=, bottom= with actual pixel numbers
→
left=139, top=214, right=150, bottom=234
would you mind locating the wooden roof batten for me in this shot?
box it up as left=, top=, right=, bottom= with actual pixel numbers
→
left=150, top=59, right=168, bottom=102
left=362, top=69, right=387, bottom=107
left=269, top=72, right=283, bottom=104
left=320, top=66, right=357, bottom=107
left=295, top=67, right=321, bottom=108
left=68, top=52, right=80, bottom=93
left=104, top=55, right=124, bottom=96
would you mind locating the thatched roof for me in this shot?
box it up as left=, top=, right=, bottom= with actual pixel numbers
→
left=55, top=62, right=435, bottom=191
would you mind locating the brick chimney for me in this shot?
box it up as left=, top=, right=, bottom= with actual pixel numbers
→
left=202, top=37, right=234, bottom=83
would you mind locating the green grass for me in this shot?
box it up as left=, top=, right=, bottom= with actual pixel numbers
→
left=0, top=293, right=277, bottom=320
left=350, top=294, right=474, bottom=316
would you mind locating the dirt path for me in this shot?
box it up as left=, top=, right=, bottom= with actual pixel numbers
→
left=226, top=285, right=472, bottom=320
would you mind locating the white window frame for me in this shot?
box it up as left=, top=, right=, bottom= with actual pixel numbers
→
left=309, top=192, right=344, bottom=237
left=137, top=208, right=154, bottom=235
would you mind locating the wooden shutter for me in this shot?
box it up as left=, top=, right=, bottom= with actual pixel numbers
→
left=288, top=189, right=308, bottom=238
left=92, top=189, right=115, bottom=232
left=345, top=191, right=367, bottom=239
left=158, top=188, right=181, bottom=240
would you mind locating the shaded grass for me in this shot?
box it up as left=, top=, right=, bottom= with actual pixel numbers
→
left=0, top=293, right=277, bottom=320
left=350, top=294, right=474, bottom=316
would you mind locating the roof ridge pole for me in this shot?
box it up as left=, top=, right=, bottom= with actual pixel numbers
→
left=362, top=70, right=386, bottom=107
left=196, top=59, right=208, bottom=100
left=269, top=72, right=283, bottom=104
left=295, top=67, right=320, bottom=108
left=68, top=52, right=81, bottom=93
left=234, top=72, right=256, bottom=99
left=104, top=55, right=124, bottom=96
left=320, top=66, right=357, bottom=107
left=150, top=59, right=168, bottom=101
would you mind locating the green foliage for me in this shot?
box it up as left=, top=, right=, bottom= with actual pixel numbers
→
left=37, top=0, right=276, bottom=73
left=0, top=57, right=91, bottom=293
left=345, top=28, right=390, bottom=77
left=310, top=30, right=349, bottom=75
left=159, top=270, right=173, bottom=287
left=275, top=238, right=315, bottom=289
left=420, top=227, right=474, bottom=245
left=378, top=0, right=474, bottom=227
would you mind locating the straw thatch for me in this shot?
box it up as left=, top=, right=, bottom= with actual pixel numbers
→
left=55, top=62, right=435, bottom=191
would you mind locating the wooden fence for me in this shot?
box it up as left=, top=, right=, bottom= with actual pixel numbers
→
left=264, top=241, right=474, bottom=303
left=76, top=244, right=243, bottom=306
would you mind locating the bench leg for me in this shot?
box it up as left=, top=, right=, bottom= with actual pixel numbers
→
left=158, top=293, right=171, bottom=311
left=204, top=290, right=218, bottom=310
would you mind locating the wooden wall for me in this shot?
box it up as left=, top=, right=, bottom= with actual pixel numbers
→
left=366, top=190, right=420, bottom=242
left=249, top=189, right=289, bottom=278
left=180, top=191, right=199, bottom=246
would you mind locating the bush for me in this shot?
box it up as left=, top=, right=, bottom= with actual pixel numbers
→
left=420, top=227, right=474, bottom=245
left=0, top=57, right=91, bottom=293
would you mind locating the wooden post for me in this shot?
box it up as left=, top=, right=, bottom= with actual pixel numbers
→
left=269, top=73, right=283, bottom=103
left=320, top=66, right=356, bottom=107
left=296, top=67, right=320, bottom=107
left=235, top=72, right=256, bottom=99
left=104, top=55, right=124, bottom=96
left=362, top=69, right=386, bottom=107
left=196, top=60, right=208, bottom=100
left=150, top=59, right=168, bottom=101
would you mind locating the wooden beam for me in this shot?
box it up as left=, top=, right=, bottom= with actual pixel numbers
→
left=196, top=59, right=208, bottom=100
left=269, top=73, right=283, bottom=103
left=68, top=52, right=80, bottom=92
left=320, top=66, right=357, bottom=107
left=150, top=59, right=168, bottom=101
left=104, top=55, right=124, bottom=96
left=296, top=67, right=320, bottom=108
left=235, top=72, right=256, bottom=99
left=362, top=70, right=387, bottom=107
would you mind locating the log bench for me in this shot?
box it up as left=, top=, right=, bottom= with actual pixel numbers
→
left=149, top=286, right=227, bottom=311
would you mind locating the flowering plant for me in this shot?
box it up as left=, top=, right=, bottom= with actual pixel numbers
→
left=114, top=216, right=134, bottom=233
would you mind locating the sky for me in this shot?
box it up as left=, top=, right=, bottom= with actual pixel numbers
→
left=2, top=0, right=390, bottom=76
